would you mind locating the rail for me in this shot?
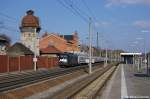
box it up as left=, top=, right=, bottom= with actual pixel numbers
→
left=0, top=63, right=102, bottom=92
left=50, top=63, right=118, bottom=99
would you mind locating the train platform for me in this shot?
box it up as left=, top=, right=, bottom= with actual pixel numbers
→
left=100, top=64, right=150, bottom=99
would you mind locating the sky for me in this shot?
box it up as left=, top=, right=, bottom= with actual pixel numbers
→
left=0, top=0, right=150, bottom=53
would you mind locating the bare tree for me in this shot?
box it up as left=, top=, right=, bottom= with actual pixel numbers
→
left=0, top=34, right=11, bottom=45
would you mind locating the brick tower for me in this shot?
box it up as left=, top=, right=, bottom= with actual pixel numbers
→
left=20, top=10, right=41, bottom=55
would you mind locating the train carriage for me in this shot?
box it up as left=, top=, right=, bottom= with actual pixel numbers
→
left=58, top=52, right=105, bottom=67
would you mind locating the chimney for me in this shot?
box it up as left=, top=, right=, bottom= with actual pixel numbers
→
left=42, top=32, right=48, bottom=38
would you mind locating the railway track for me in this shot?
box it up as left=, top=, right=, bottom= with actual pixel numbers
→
left=0, top=63, right=102, bottom=92
left=50, top=63, right=118, bottom=99
left=72, top=66, right=116, bottom=99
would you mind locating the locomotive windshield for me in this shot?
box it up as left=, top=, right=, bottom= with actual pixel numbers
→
left=59, top=54, right=67, bottom=59
left=59, top=54, right=68, bottom=63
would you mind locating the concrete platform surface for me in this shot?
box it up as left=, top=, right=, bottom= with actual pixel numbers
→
left=100, top=64, right=150, bottom=99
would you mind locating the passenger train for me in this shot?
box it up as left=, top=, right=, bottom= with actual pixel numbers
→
left=58, top=52, right=105, bottom=67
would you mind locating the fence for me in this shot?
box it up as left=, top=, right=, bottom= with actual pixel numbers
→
left=0, top=55, right=59, bottom=73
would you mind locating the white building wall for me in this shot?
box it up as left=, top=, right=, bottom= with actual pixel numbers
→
left=21, top=30, right=39, bottom=56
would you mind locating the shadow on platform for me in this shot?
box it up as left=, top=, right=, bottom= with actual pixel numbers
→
left=134, top=73, right=150, bottom=77
left=134, top=68, right=150, bottom=77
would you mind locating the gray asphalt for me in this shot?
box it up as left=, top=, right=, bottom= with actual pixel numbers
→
left=100, top=64, right=150, bottom=99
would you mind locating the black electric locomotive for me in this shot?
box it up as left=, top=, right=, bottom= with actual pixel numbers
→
left=58, top=53, right=78, bottom=67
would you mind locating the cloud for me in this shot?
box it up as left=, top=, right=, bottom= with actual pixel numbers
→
left=133, top=20, right=150, bottom=28
left=105, top=0, right=150, bottom=7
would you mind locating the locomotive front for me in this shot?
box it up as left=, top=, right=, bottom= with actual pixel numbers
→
left=59, top=53, right=68, bottom=66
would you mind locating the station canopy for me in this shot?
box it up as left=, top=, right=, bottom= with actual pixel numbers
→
left=120, top=53, right=142, bottom=56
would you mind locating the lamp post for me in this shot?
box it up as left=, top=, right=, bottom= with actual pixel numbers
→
left=130, top=44, right=135, bottom=64
left=135, top=37, right=144, bottom=72
left=141, top=30, right=149, bottom=75
left=33, top=28, right=37, bottom=71
left=104, top=47, right=108, bottom=67
left=132, top=41, right=139, bottom=67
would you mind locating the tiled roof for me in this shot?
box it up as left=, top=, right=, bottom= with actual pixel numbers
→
left=21, top=10, right=41, bottom=32
left=40, top=46, right=61, bottom=54
left=60, top=35, right=73, bottom=41
left=7, top=42, right=33, bottom=56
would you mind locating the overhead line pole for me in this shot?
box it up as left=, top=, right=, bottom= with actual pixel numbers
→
left=89, top=17, right=92, bottom=74
left=97, top=32, right=99, bottom=49
left=105, top=47, right=108, bottom=67
left=97, top=32, right=100, bottom=57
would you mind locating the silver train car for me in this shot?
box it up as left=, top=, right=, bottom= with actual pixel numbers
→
left=58, top=52, right=105, bottom=67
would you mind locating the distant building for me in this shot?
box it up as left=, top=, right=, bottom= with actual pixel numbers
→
left=40, top=32, right=80, bottom=53
left=99, top=49, right=124, bottom=61
left=0, top=34, right=10, bottom=55
left=80, top=44, right=89, bottom=53
left=20, top=10, right=41, bottom=56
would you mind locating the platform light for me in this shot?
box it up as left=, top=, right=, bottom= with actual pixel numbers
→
left=33, top=28, right=37, bottom=71
left=141, top=30, right=149, bottom=75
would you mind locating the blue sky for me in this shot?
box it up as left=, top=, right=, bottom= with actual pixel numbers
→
left=0, top=0, right=150, bottom=52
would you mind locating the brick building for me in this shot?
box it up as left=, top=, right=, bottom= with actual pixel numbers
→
left=40, top=46, right=61, bottom=57
left=39, top=32, right=80, bottom=53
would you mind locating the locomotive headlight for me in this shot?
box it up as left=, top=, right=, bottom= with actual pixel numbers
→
left=60, top=59, right=67, bottom=62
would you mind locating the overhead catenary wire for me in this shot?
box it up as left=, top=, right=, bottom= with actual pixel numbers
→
left=0, top=13, right=21, bottom=44
left=57, top=0, right=102, bottom=26
left=0, top=12, right=18, bottom=23
left=79, top=0, right=106, bottom=49
left=56, top=0, right=79, bottom=17
left=56, top=0, right=89, bottom=23
left=67, top=0, right=90, bottom=19
left=0, top=11, right=48, bottom=39
left=2, top=25, right=19, bottom=33
left=68, top=0, right=99, bottom=24
left=81, top=0, right=98, bottom=23
left=62, top=0, right=105, bottom=49
left=64, top=0, right=89, bottom=23
left=0, top=12, right=20, bottom=33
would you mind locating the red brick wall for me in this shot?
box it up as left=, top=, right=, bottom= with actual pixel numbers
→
left=20, top=56, right=34, bottom=70
left=40, top=34, right=68, bottom=52
left=39, top=34, right=80, bottom=52
left=0, top=55, right=59, bottom=73
left=37, top=56, right=48, bottom=68
left=0, top=55, right=8, bottom=73
left=9, top=57, right=19, bottom=72
left=37, top=56, right=59, bottom=68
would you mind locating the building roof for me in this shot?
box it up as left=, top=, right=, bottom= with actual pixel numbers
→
left=60, top=35, right=73, bottom=41
left=20, top=10, right=41, bottom=32
left=40, top=33, right=66, bottom=42
left=40, top=46, right=61, bottom=54
left=120, top=53, right=142, bottom=56
left=7, top=42, right=34, bottom=56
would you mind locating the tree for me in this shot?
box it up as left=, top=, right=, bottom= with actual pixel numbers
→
left=0, top=34, right=11, bottom=45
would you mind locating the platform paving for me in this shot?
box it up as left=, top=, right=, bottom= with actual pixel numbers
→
left=100, top=64, right=150, bottom=99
